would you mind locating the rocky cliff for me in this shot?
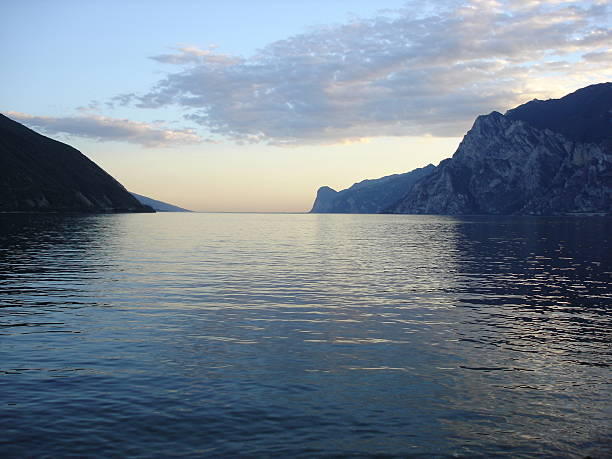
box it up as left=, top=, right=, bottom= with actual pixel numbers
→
left=310, top=164, right=435, bottom=213
left=388, top=83, right=611, bottom=215
left=0, top=113, right=154, bottom=213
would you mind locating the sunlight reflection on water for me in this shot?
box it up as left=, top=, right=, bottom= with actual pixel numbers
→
left=0, top=213, right=610, bottom=457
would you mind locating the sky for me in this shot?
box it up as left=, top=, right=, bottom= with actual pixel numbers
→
left=1, top=0, right=610, bottom=212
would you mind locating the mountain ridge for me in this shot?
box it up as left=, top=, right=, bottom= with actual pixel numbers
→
left=310, top=164, right=435, bottom=213
left=311, top=83, right=612, bottom=216
left=0, top=113, right=154, bottom=213
left=505, top=82, right=612, bottom=144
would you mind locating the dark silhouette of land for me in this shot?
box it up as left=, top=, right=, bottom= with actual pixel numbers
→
left=0, top=114, right=153, bottom=213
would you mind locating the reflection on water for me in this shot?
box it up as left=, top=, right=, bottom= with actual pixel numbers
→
left=0, top=213, right=610, bottom=457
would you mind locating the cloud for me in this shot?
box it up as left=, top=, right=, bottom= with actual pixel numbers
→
left=149, top=45, right=237, bottom=66
left=583, top=49, right=612, bottom=63
left=124, top=0, right=610, bottom=145
left=6, top=111, right=203, bottom=148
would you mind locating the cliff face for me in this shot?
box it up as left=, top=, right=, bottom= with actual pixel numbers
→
left=311, top=186, right=340, bottom=213
left=0, top=114, right=154, bottom=213
left=387, top=83, right=612, bottom=216
left=310, top=164, right=435, bottom=213
left=388, top=113, right=611, bottom=215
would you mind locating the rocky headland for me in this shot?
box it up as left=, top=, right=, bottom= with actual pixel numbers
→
left=311, top=164, right=435, bottom=213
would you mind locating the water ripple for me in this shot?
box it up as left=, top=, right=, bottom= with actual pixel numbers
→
left=0, top=213, right=610, bottom=457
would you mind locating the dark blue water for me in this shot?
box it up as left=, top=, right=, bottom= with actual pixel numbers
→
left=0, top=213, right=610, bottom=457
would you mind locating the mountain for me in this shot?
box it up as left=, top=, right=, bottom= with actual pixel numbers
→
left=309, top=83, right=611, bottom=216
left=310, top=164, right=435, bottom=213
left=388, top=83, right=611, bottom=215
left=0, top=113, right=154, bottom=213
left=131, top=192, right=192, bottom=212
left=505, top=82, right=612, bottom=144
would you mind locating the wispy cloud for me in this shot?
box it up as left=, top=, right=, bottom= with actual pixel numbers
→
left=149, top=45, right=237, bottom=66
left=6, top=111, right=203, bottom=148
left=117, top=0, right=610, bottom=145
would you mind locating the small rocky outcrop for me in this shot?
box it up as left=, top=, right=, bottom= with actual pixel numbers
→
left=311, top=186, right=340, bottom=213
left=0, top=113, right=154, bottom=213
left=310, top=165, right=435, bottom=213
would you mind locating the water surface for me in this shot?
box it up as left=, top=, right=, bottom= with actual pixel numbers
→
left=0, top=213, right=610, bottom=457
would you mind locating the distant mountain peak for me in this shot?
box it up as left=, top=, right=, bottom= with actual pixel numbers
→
left=317, top=185, right=338, bottom=194
left=130, top=193, right=192, bottom=212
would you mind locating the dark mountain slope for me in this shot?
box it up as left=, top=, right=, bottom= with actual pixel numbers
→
left=0, top=113, right=153, bottom=213
left=505, top=82, right=612, bottom=144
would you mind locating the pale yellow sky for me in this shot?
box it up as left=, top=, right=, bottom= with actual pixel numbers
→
left=86, top=136, right=462, bottom=212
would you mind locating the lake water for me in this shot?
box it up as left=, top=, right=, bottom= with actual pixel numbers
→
left=0, top=213, right=610, bottom=457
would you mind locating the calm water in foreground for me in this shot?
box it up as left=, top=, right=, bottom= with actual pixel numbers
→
left=0, top=213, right=610, bottom=458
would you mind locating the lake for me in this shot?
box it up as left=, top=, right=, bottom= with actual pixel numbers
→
left=0, top=213, right=610, bottom=457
